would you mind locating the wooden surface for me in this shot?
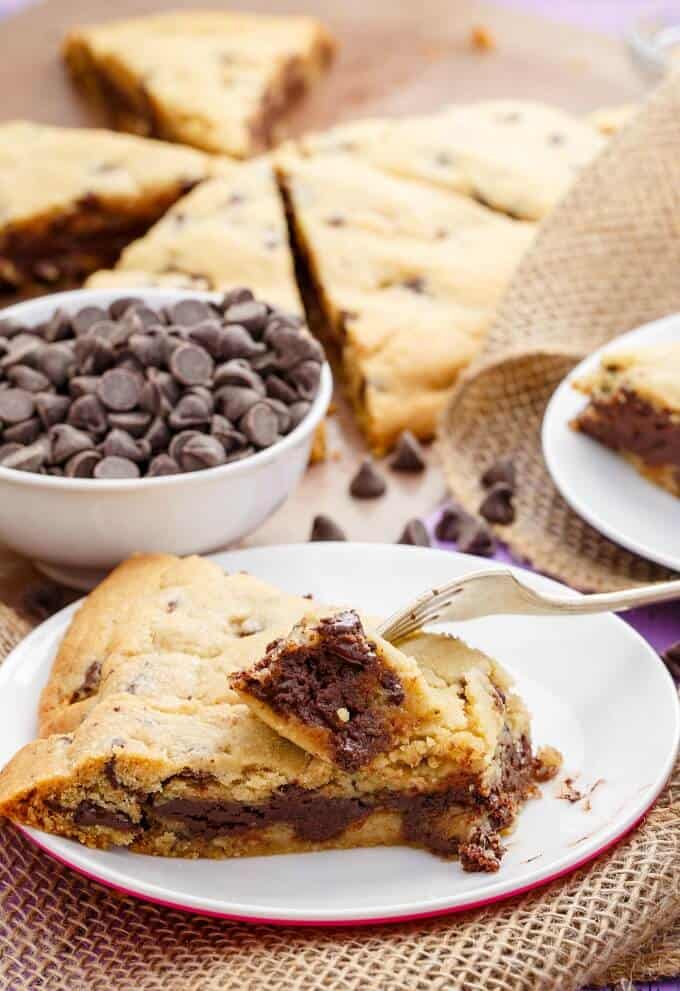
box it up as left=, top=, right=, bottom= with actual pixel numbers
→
left=0, top=0, right=649, bottom=603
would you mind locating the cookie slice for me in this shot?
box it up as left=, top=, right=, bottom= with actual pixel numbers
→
left=0, top=121, right=221, bottom=300
left=571, top=342, right=680, bottom=498
left=87, top=159, right=301, bottom=313
left=0, top=554, right=555, bottom=872
left=63, top=11, right=335, bottom=158
left=277, top=151, right=535, bottom=451
left=230, top=610, right=438, bottom=771
left=288, top=101, right=604, bottom=221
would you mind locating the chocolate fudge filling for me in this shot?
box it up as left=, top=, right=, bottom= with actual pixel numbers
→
left=574, top=389, right=680, bottom=468
left=233, top=611, right=406, bottom=771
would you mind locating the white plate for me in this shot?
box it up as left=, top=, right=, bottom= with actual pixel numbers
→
left=0, top=544, right=677, bottom=925
left=542, top=314, right=680, bottom=570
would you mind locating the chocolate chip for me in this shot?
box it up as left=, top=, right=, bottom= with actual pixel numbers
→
left=148, top=368, right=180, bottom=404
left=288, top=401, right=311, bottom=429
left=50, top=424, right=93, bottom=463
left=1, top=437, right=49, bottom=472
left=479, top=483, right=515, bottom=525
left=6, top=365, right=50, bottom=392
left=266, top=398, right=291, bottom=434
left=434, top=506, right=465, bottom=542
left=398, top=519, right=431, bottom=546
left=168, top=299, right=215, bottom=327
left=481, top=456, right=516, bottom=490
left=68, top=395, right=108, bottom=435
left=310, top=515, right=347, bottom=541
left=147, top=453, right=181, bottom=476
left=266, top=374, right=298, bottom=404
left=74, top=334, right=115, bottom=374
left=349, top=459, right=387, bottom=499
left=128, top=333, right=164, bottom=368
left=69, top=376, right=99, bottom=398
left=210, top=414, right=246, bottom=453
left=0, top=442, right=21, bottom=463
left=39, top=344, right=75, bottom=387
left=4, top=416, right=41, bottom=445
left=124, top=304, right=162, bottom=330
left=168, top=393, right=211, bottom=430
left=224, top=300, right=268, bottom=334
left=240, top=402, right=279, bottom=448
left=187, top=320, right=223, bottom=358
left=661, top=642, right=680, bottom=680
left=35, top=392, right=70, bottom=429
left=0, top=388, right=34, bottom=424
left=97, top=368, right=140, bottom=411
left=108, top=297, right=142, bottom=320
left=143, top=416, right=170, bottom=453
left=390, top=431, right=426, bottom=472
left=72, top=306, right=108, bottom=336
left=108, top=411, right=152, bottom=437
left=41, top=309, right=72, bottom=342
left=221, top=287, right=253, bottom=309
left=169, top=430, right=203, bottom=463
left=65, top=449, right=102, bottom=478
left=170, top=343, right=214, bottom=386
left=457, top=517, right=496, bottom=557
left=1, top=334, right=43, bottom=370
left=289, top=360, right=322, bottom=400
left=102, top=429, right=145, bottom=463
left=213, top=359, right=265, bottom=394
left=180, top=434, right=226, bottom=471
left=94, top=456, right=140, bottom=479
left=215, top=385, right=261, bottom=421
left=185, top=385, right=214, bottom=414
left=217, top=324, right=265, bottom=361
left=264, top=324, right=323, bottom=369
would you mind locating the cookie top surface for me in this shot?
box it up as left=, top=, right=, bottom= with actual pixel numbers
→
left=574, top=343, right=680, bottom=412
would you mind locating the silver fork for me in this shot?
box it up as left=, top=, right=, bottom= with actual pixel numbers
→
left=376, top=567, right=680, bottom=644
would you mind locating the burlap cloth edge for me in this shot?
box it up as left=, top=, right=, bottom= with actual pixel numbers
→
left=0, top=598, right=677, bottom=991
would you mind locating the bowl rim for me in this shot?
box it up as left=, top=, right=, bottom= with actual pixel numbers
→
left=0, top=287, right=332, bottom=492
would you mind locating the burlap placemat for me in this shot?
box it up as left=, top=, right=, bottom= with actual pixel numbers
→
left=0, top=602, right=678, bottom=989
left=439, top=70, right=680, bottom=592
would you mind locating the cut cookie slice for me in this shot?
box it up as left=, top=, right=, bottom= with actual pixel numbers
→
left=287, top=101, right=604, bottom=221
left=0, top=121, right=221, bottom=300
left=63, top=11, right=335, bottom=158
left=0, top=554, right=555, bottom=872
left=230, top=610, right=437, bottom=770
left=277, top=151, right=535, bottom=450
left=87, top=159, right=302, bottom=313
left=571, top=343, right=680, bottom=497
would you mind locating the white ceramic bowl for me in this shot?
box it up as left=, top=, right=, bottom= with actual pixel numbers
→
left=0, top=288, right=332, bottom=588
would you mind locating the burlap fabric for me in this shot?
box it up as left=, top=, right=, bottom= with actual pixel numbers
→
left=439, top=71, right=680, bottom=592
left=0, top=605, right=677, bottom=989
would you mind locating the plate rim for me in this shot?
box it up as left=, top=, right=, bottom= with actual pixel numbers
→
left=542, top=313, right=680, bottom=570
left=1, top=543, right=678, bottom=925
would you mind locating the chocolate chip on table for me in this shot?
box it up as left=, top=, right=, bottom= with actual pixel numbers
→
left=170, top=343, right=214, bottom=387
left=397, top=519, right=431, bottom=546
left=457, top=516, right=496, bottom=557
left=434, top=505, right=466, bottom=542
left=240, top=401, right=279, bottom=448
left=661, top=642, right=680, bottom=680
left=179, top=434, right=226, bottom=471
left=479, top=483, right=516, bottom=525
left=481, top=456, right=516, bottom=491
left=349, top=459, right=387, bottom=499
left=65, top=449, right=102, bottom=478
left=68, top=394, right=108, bottom=435
left=147, top=453, right=181, bottom=476
left=390, top=431, right=426, bottom=472
left=94, top=455, right=140, bottom=479
left=50, top=424, right=93, bottom=463
left=0, top=388, right=35, bottom=424
left=310, top=514, right=347, bottom=541
left=97, top=368, right=141, bottom=411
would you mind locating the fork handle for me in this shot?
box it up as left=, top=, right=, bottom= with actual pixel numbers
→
left=527, top=578, right=680, bottom=615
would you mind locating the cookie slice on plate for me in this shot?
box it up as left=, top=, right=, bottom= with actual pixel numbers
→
left=63, top=11, right=335, bottom=158
left=571, top=342, right=680, bottom=497
left=277, top=151, right=535, bottom=451
left=289, top=101, right=605, bottom=221
left=0, top=121, right=222, bottom=301
left=88, top=158, right=302, bottom=314
left=0, top=554, right=556, bottom=872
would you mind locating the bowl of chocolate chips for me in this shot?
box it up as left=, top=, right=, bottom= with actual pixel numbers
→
left=0, top=287, right=331, bottom=587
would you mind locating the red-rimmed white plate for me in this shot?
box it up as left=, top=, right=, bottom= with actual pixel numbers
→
left=1, top=544, right=677, bottom=925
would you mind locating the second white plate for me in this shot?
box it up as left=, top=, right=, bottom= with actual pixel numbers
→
left=542, top=313, right=680, bottom=571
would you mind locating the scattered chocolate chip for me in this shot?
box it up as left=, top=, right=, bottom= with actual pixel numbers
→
left=434, top=506, right=465, bottom=542
left=65, top=449, right=102, bottom=478
left=240, top=401, right=279, bottom=448
left=390, top=431, right=426, bottom=472
left=97, top=368, right=141, bottom=411
left=147, top=453, right=181, bottom=476
left=457, top=516, right=496, bottom=557
left=169, top=343, right=214, bottom=386
left=481, top=456, right=516, bottom=490
left=349, top=459, right=387, bottom=499
left=310, top=514, right=347, bottom=541
left=94, top=455, right=140, bottom=479
left=398, top=519, right=431, bottom=546
left=661, top=642, right=680, bottom=680
left=479, top=483, right=515, bottom=525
